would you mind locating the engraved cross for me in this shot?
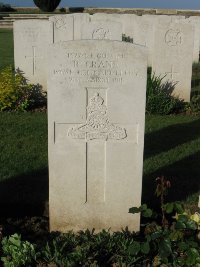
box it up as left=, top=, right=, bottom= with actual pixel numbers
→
left=67, top=92, right=127, bottom=204
left=25, top=46, right=43, bottom=75
left=165, top=65, right=179, bottom=80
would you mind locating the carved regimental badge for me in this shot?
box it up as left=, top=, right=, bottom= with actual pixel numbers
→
left=165, top=29, right=183, bottom=46
left=68, top=93, right=127, bottom=141
left=92, top=28, right=110, bottom=40
left=55, top=18, right=68, bottom=29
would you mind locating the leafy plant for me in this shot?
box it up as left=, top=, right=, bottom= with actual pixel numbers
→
left=33, top=0, right=61, bottom=12
left=129, top=176, right=200, bottom=266
left=59, top=7, right=66, bottom=13
left=0, top=66, right=46, bottom=111
left=189, top=95, right=200, bottom=112
left=122, top=34, right=133, bottom=43
left=1, top=233, right=38, bottom=267
left=146, top=72, right=184, bottom=115
left=192, top=62, right=200, bottom=77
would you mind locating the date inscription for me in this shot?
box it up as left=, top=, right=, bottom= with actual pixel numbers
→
left=53, top=52, right=141, bottom=84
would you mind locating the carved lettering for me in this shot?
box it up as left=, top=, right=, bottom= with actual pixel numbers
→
left=21, top=28, right=40, bottom=42
left=53, top=51, right=142, bottom=83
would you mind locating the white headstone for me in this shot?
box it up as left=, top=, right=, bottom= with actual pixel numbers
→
left=14, top=20, right=53, bottom=91
left=183, top=16, right=200, bottom=62
left=152, top=22, right=194, bottom=102
left=142, top=15, right=186, bottom=66
left=92, top=14, right=154, bottom=65
left=48, top=40, right=147, bottom=232
left=49, top=14, right=90, bottom=42
left=122, top=14, right=154, bottom=66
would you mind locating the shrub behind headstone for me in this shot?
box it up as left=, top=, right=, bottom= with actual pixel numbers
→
left=0, top=2, right=15, bottom=12
left=33, top=0, right=61, bottom=12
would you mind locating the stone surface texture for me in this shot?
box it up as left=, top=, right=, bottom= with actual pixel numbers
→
left=48, top=40, right=147, bottom=232
left=152, top=21, right=194, bottom=101
left=49, top=14, right=90, bottom=42
left=14, top=20, right=52, bottom=91
left=184, top=16, right=200, bottom=62
left=81, top=20, right=122, bottom=41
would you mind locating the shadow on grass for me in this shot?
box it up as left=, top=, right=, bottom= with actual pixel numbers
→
left=144, top=118, right=200, bottom=159
left=0, top=168, right=48, bottom=217
left=142, top=151, right=200, bottom=209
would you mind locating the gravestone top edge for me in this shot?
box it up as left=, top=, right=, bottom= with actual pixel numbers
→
left=49, top=39, right=148, bottom=53
left=13, top=19, right=51, bottom=24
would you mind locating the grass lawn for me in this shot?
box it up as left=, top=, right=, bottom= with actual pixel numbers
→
left=0, top=29, right=14, bottom=69
left=0, top=113, right=199, bottom=216
left=0, top=112, right=48, bottom=216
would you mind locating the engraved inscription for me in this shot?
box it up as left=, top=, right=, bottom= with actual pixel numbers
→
left=53, top=52, right=142, bottom=83
left=165, top=29, right=183, bottom=46
left=68, top=93, right=127, bottom=141
left=21, top=28, right=40, bottom=42
left=92, top=28, right=109, bottom=40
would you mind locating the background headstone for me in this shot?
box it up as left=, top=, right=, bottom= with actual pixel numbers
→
left=152, top=21, right=194, bottom=101
left=142, top=15, right=186, bottom=66
left=183, top=16, right=200, bottom=62
left=49, top=14, right=90, bottom=42
left=14, top=20, right=52, bottom=91
left=48, top=40, right=147, bottom=232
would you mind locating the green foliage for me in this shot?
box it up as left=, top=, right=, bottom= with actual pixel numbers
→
left=0, top=66, right=46, bottom=111
left=122, top=33, right=133, bottom=43
left=129, top=176, right=200, bottom=267
left=189, top=94, right=200, bottom=112
left=146, top=72, right=184, bottom=115
left=129, top=204, right=153, bottom=218
left=59, top=7, right=66, bottom=13
left=33, top=0, right=61, bottom=12
left=192, top=62, right=200, bottom=76
left=0, top=29, right=14, bottom=69
left=1, top=233, right=38, bottom=267
left=0, top=2, right=15, bottom=12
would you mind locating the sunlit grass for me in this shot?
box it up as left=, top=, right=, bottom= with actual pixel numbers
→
left=0, top=29, right=14, bottom=69
left=0, top=113, right=199, bottom=216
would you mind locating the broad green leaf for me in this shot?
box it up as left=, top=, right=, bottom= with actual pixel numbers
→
left=185, top=220, right=198, bottom=230
left=165, top=203, right=174, bottom=214
left=129, top=207, right=140, bottom=214
left=178, top=241, right=188, bottom=251
left=177, top=215, right=188, bottom=223
left=141, top=204, right=148, bottom=210
left=174, top=202, right=184, bottom=213
left=141, top=242, right=150, bottom=254
left=128, top=241, right=140, bottom=256
left=142, top=208, right=153, bottom=218
left=175, top=221, right=186, bottom=229
left=151, top=231, right=162, bottom=240
left=158, top=239, right=172, bottom=258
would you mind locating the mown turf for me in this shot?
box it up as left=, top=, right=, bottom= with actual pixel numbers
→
left=0, top=29, right=14, bottom=69
left=0, top=112, right=48, bottom=216
left=143, top=115, right=200, bottom=209
left=0, top=113, right=199, bottom=216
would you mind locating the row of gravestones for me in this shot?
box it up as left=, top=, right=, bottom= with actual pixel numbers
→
left=13, top=14, right=198, bottom=232
left=14, top=13, right=199, bottom=102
